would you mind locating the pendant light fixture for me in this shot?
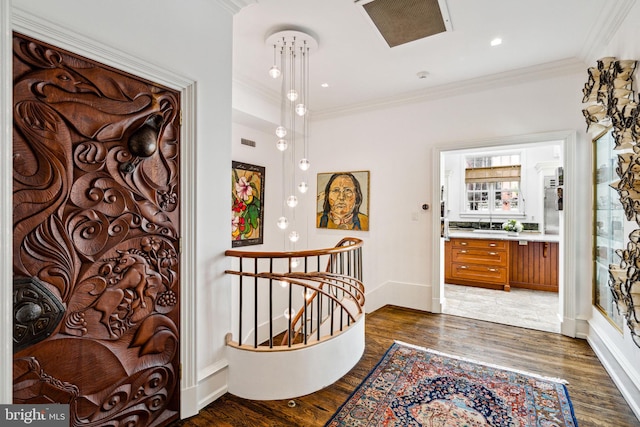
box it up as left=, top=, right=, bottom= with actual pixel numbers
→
left=266, top=29, right=318, bottom=246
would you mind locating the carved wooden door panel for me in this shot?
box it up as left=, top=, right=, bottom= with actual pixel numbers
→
left=12, top=33, right=181, bottom=427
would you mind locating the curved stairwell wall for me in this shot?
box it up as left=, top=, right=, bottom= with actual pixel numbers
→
left=226, top=317, right=365, bottom=400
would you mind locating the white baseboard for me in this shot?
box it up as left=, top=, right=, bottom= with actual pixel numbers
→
left=180, top=384, right=199, bottom=419
left=588, top=321, right=640, bottom=421
left=194, top=360, right=229, bottom=414
left=366, top=281, right=431, bottom=313
left=573, top=316, right=590, bottom=340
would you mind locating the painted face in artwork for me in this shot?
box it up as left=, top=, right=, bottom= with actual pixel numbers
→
left=328, top=175, right=357, bottom=218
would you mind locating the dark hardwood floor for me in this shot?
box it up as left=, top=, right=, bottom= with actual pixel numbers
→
left=170, top=305, right=639, bottom=427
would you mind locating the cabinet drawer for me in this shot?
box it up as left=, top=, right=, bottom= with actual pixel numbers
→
left=450, top=238, right=508, bottom=250
left=451, top=248, right=507, bottom=266
left=451, top=263, right=508, bottom=284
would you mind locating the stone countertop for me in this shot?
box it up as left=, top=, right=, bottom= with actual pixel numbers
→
left=446, top=230, right=561, bottom=243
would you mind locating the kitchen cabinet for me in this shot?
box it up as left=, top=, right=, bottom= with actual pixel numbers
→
left=593, top=129, right=625, bottom=330
left=444, top=236, right=560, bottom=292
left=509, top=241, right=559, bottom=292
left=444, top=238, right=510, bottom=291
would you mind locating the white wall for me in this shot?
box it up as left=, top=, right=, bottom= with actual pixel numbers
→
left=306, top=74, right=589, bottom=305
left=4, top=0, right=236, bottom=415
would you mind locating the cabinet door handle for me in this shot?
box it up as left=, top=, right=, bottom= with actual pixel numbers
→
left=488, top=268, right=497, bottom=272
left=488, top=252, right=497, bottom=256
left=459, top=265, right=468, bottom=269
left=460, top=250, right=468, bottom=254
left=460, top=242, right=468, bottom=246
left=489, top=243, right=497, bottom=247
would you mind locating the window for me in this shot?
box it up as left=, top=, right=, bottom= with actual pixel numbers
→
left=464, top=154, right=521, bottom=213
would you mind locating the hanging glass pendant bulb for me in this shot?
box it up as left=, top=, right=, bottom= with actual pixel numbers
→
left=275, top=126, right=287, bottom=138
left=276, top=139, right=288, bottom=151
left=277, top=216, right=289, bottom=229
left=287, top=89, right=299, bottom=102
left=299, top=158, right=310, bottom=171
left=290, top=257, right=300, bottom=268
left=268, top=44, right=281, bottom=78
left=295, top=103, right=307, bottom=116
left=298, top=181, right=308, bottom=193
left=286, top=195, right=298, bottom=207
left=283, top=308, right=295, bottom=319
left=269, top=65, right=281, bottom=79
left=289, top=231, right=300, bottom=242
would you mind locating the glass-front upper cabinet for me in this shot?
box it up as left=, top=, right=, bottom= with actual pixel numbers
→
left=593, top=128, right=625, bottom=330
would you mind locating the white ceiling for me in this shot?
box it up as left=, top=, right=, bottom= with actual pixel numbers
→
left=232, top=0, right=630, bottom=118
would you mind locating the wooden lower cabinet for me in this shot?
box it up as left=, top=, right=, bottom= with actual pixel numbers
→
left=444, top=238, right=510, bottom=291
left=444, top=237, right=559, bottom=292
left=508, top=241, right=559, bottom=292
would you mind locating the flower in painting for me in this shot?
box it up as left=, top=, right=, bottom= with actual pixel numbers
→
left=232, top=216, right=241, bottom=238
left=235, top=176, right=254, bottom=203
left=232, top=216, right=247, bottom=240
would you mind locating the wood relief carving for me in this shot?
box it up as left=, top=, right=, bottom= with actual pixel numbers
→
left=12, top=33, right=181, bottom=426
left=583, top=57, right=640, bottom=347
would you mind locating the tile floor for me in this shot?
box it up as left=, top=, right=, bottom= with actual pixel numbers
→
left=443, top=283, right=560, bottom=333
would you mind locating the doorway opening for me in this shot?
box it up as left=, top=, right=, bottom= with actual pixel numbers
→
left=433, top=133, right=572, bottom=334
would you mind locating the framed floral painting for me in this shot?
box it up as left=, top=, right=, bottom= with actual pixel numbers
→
left=317, top=171, right=369, bottom=231
left=232, top=161, right=265, bottom=246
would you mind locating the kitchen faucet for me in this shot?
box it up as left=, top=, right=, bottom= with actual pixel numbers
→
left=477, top=213, right=493, bottom=230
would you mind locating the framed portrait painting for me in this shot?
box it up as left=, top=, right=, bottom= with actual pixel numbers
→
left=317, top=171, right=369, bottom=231
left=232, top=161, right=265, bottom=246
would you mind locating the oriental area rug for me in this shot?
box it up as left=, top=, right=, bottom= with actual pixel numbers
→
left=325, top=341, right=578, bottom=427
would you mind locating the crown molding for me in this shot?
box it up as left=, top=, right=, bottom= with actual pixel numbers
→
left=233, top=74, right=279, bottom=106
left=313, top=58, right=586, bottom=120
left=233, top=57, right=586, bottom=124
left=213, top=0, right=257, bottom=15
left=579, top=0, right=636, bottom=63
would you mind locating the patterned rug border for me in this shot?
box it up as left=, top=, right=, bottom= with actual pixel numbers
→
left=394, top=340, right=570, bottom=385
left=325, top=340, right=578, bottom=427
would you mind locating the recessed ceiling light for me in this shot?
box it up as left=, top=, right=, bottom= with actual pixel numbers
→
left=490, top=38, right=502, bottom=47
left=416, top=71, right=429, bottom=79
left=321, top=83, right=329, bottom=88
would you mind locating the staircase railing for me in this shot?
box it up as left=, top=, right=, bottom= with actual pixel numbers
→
left=224, top=238, right=364, bottom=350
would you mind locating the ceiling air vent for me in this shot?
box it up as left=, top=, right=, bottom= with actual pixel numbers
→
left=357, top=0, right=453, bottom=47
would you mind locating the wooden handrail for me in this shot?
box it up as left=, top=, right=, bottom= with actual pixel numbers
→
left=225, top=238, right=364, bottom=351
left=225, top=237, right=363, bottom=259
